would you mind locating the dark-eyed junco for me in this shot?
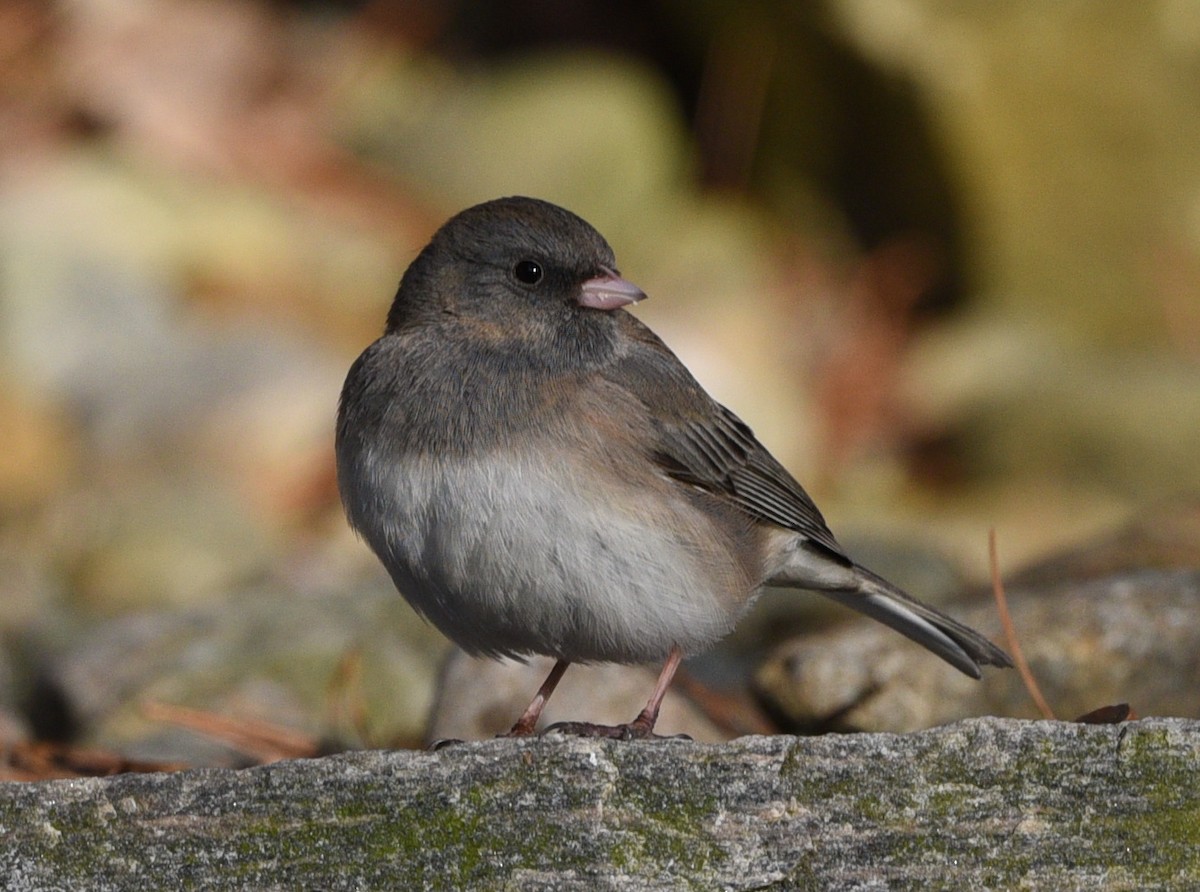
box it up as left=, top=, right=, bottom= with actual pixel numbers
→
left=336, top=196, right=1011, bottom=739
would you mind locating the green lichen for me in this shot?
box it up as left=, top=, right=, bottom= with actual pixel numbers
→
left=604, top=746, right=728, bottom=883
left=1100, top=726, right=1200, bottom=884
left=219, top=772, right=608, bottom=890
left=5, top=723, right=1200, bottom=889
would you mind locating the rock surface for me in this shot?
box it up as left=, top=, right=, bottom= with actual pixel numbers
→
left=2, top=717, right=1197, bottom=890
left=758, top=568, right=1200, bottom=732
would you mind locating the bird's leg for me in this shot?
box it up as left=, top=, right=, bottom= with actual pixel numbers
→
left=504, top=658, right=571, bottom=737
left=542, top=645, right=689, bottom=741
left=621, top=645, right=683, bottom=738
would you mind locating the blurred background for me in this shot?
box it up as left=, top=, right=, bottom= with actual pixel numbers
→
left=2, top=0, right=1199, bottom=768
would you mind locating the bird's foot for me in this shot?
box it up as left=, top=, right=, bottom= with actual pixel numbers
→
left=541, top=720, right=691, bottom=741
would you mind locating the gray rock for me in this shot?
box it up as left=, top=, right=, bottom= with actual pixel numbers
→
left=1, top=718, right=1197, bottom=889
left=35, top=554, right=446, bottom=763
left=757, top=568, right=1200, bottom=731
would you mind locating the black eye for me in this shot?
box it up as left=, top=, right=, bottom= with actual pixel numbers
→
left=513, top=260, right=543, bottom=285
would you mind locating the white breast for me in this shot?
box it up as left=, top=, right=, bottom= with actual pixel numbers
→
left=343, top=445, right=751, bottom=664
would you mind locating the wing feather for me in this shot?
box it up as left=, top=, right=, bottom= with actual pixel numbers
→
left=603, top=316, right=849, bottom=560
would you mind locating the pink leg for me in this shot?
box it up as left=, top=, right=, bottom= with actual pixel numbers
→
left=624, top=645, right=684, bottom=737
left=505, top=659, right=570, bottom=736
left=542, top=645, right=688, bottom=740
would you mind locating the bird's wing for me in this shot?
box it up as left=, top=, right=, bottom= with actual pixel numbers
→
left=601, top=315, right=849, bottom=560
left=598, top=314, right=1013, bottom=678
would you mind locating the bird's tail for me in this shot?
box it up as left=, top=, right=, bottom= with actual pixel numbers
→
left=817, top=563, right=1013, bottom=679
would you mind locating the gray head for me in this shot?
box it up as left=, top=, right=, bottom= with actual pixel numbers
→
left=385, top=197, right=644, bottom=333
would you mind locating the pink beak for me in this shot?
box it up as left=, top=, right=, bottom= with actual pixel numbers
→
left=578, top=267, right=647, bottom=311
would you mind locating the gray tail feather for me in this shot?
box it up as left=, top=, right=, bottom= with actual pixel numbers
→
left=819, top=564, right=1014, bottom=679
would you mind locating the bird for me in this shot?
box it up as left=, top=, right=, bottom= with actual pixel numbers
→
left=335, top=196, right=1012, bottom=740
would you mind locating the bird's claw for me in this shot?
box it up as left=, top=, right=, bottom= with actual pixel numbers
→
left=540, top=720, right=691, bottom=741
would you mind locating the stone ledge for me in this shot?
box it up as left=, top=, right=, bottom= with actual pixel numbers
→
left=2, top=717, right=1198, bottom=890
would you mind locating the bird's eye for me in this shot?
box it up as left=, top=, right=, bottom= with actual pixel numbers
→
left=513, top=260, right=543, bottom=285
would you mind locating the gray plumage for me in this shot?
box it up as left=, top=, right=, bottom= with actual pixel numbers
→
left=336, top=196, right=1011, bottom=689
